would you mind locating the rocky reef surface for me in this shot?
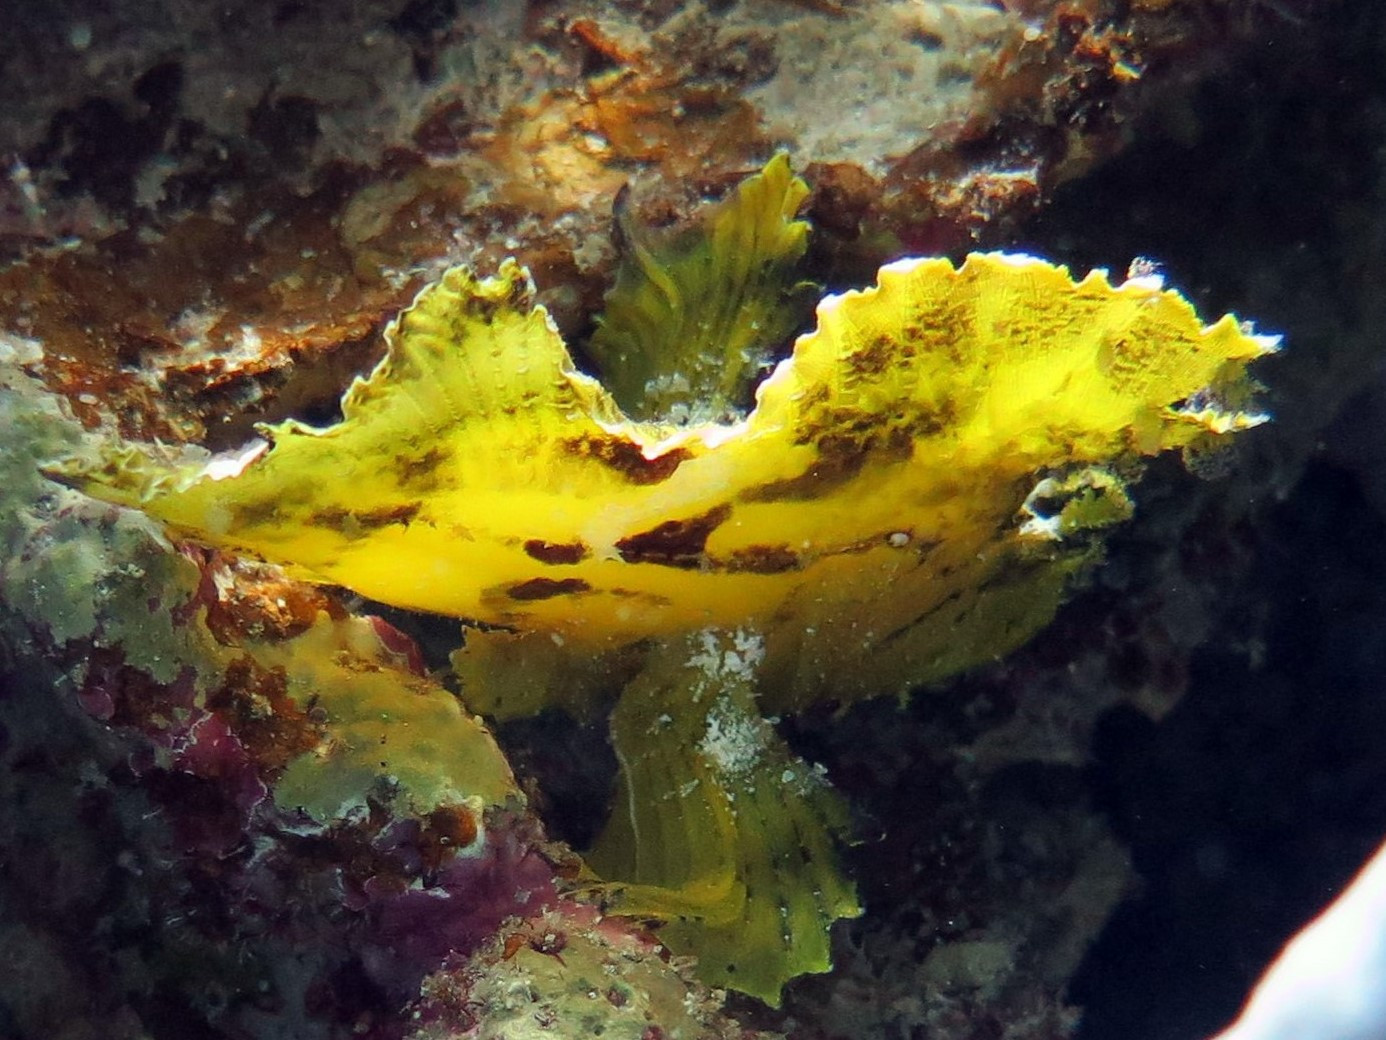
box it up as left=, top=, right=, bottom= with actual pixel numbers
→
left=3, top=2, right=1383, bottom=1040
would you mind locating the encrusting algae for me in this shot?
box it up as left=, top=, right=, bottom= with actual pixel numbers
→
left=48, top=158, right=1277, bottom=1004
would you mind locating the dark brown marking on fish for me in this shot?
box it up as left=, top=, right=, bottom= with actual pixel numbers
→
left=354, top=502, right=423, bottom=529
left=395, top=445, right=451, bottom=490
left=739, top=439, right=869, bottom=502
left=786, top=383, right=834, bottom=437
left=749, top=404, right=947, bottom=503
left=470, top=294, right=503, bottom=322
left=564, top=434, right=692, bottom=485
left=846, top=332, right=915, bottom=378
left=523, top=538, right=589, bottom=565
left=615, top=503, right=731, bottom=568
left=233, top=498, right=287, bottom=528
left=506, top=577, right=592, bottom=601
left=459, top=276, right=529, bottom=322
left=315, top=504, right=352, bottom=521
left=308, top=501, right=421, bottom=536
left=724, top=544, right=801, bottom=574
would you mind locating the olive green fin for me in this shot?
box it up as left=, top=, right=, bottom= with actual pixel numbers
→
left=586, top=630, right=860, bottom=1005
left=588, top=153, right=815, bottom=422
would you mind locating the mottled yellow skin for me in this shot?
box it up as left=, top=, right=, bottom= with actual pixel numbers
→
left=52, top=246, right=1273, bottom=1004
left=56, top=252, right=1270, bottom=704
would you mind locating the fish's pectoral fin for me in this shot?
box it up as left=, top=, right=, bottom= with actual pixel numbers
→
left=586, top=629, right=860, bottom=1005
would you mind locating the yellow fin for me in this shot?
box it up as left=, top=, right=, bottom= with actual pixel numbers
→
left=50, top=253, right=1274, bottom=706
left=588, top=152, right=815, bottom=422
left=586, top=630, right=860, bottom=1005
left=450, top=625, right=642, bottom=722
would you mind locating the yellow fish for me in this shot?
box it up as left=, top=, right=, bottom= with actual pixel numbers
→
left=50, top=161, right=1276, bottom=1002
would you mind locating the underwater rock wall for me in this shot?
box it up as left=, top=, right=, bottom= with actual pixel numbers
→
left=0, top=0, right=1260, bottom=446
left=0, top=1, right=1369, bottom=1039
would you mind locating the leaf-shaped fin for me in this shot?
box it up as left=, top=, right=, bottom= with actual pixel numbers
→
left=47, top=261, right=671, bottom=644
left=585, top=630, right=860, bottom=1005
left=263, top=615, right=520, bottom=821
left=51, top=252, right=1276, bottom=707
left=450, top=625, right=643, bottom=722
left=587, top=153, right=815, bottom=422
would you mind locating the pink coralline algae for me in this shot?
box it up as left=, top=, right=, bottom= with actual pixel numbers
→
left=360, top=819, right=560, bottom=998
